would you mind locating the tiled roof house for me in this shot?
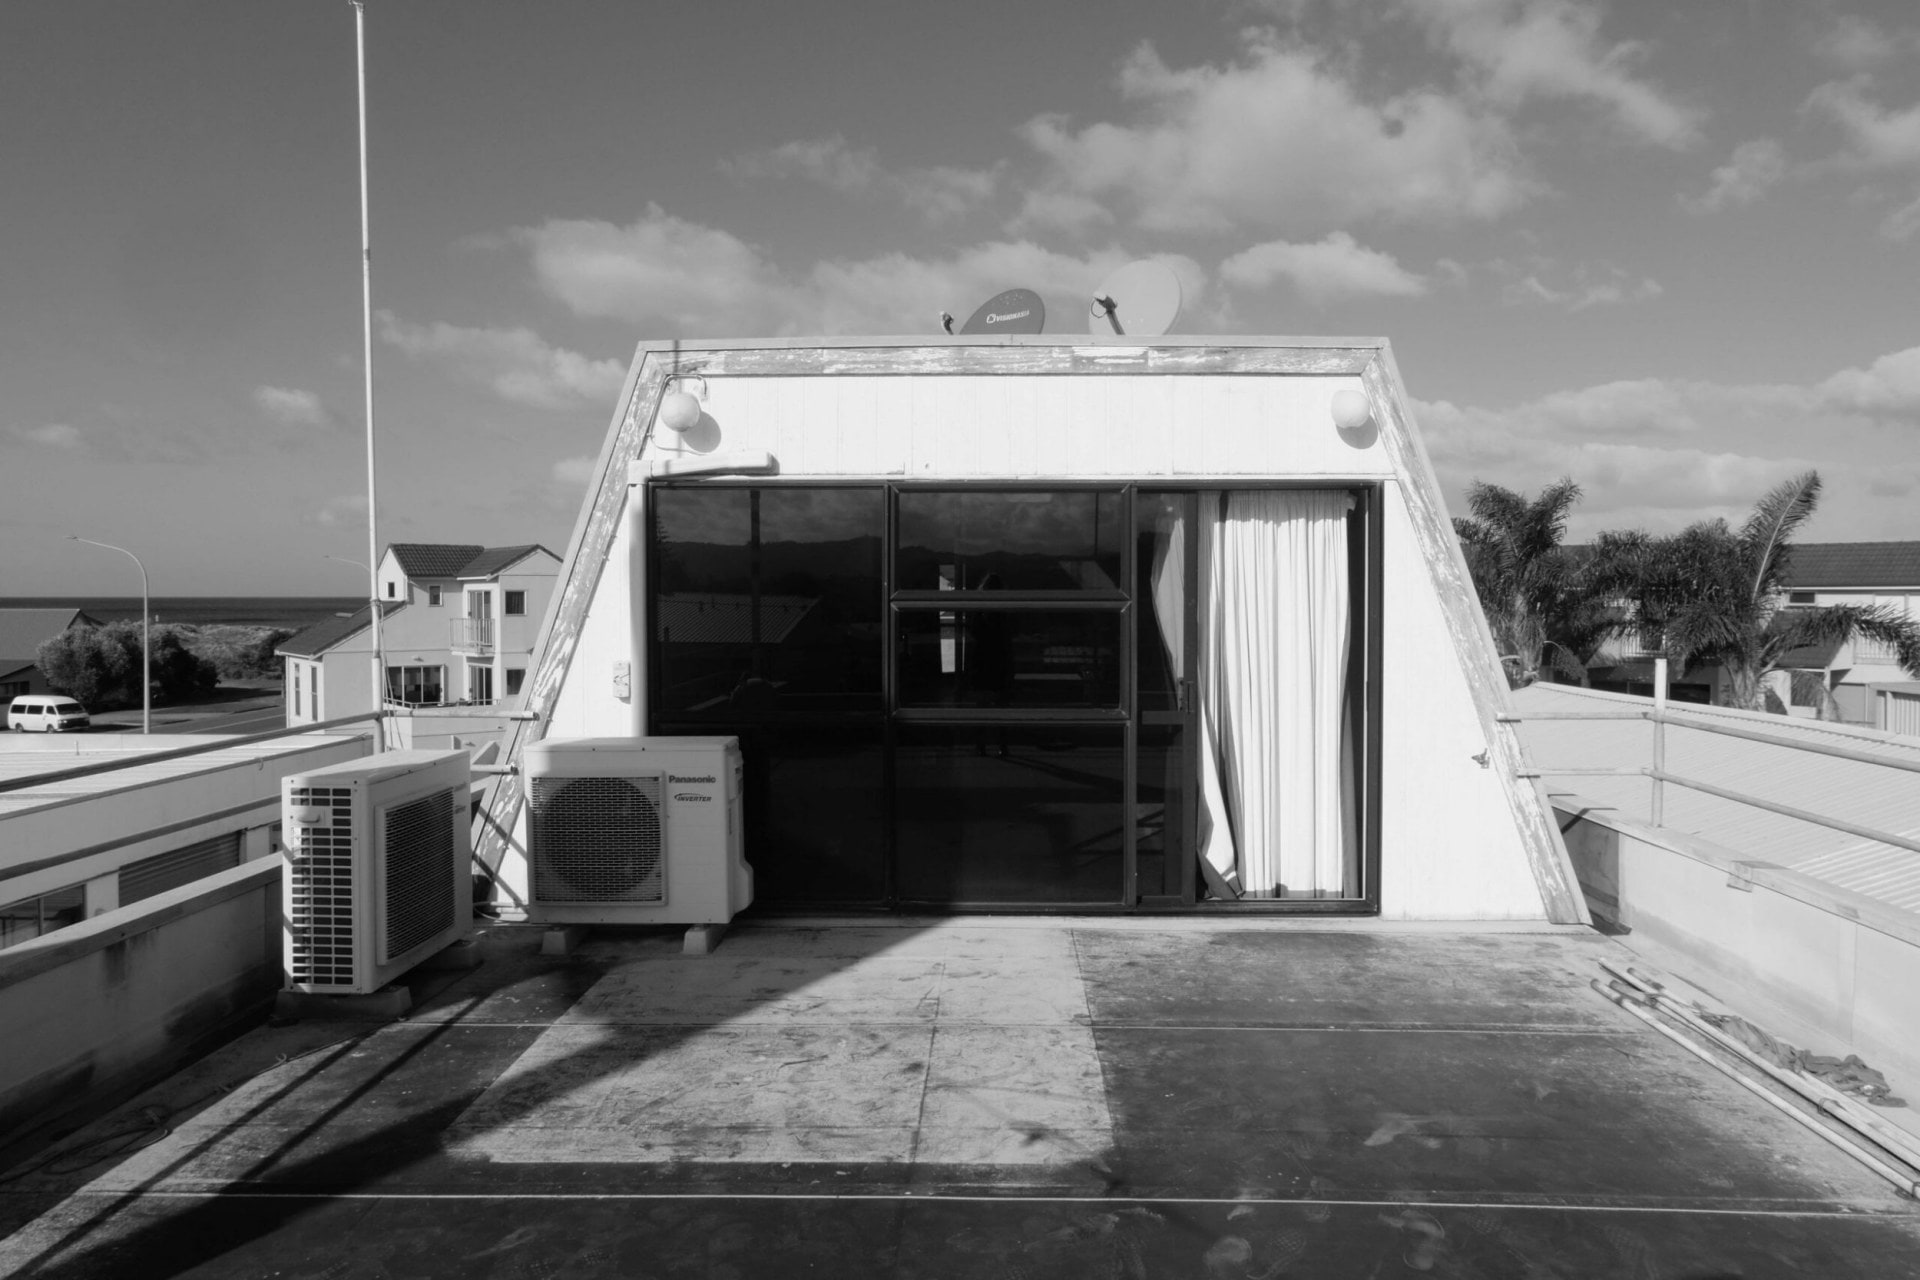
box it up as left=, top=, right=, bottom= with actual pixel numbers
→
left=278, top=544, right=560, bottom=726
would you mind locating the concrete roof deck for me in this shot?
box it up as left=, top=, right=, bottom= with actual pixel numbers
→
left=3, top=918, right=1918, bottom=1277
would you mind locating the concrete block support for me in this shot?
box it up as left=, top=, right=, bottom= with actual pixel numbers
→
left=541, top=925, right=590, bottom=956
left=682, top=923, right=727, bottom=955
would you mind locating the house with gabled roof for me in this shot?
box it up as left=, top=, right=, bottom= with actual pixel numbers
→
left=1778, top=541, right=1920, bottom=726
left=278, top=543, right=560, bottom=727
left=0, top=609, right=101, bottom=724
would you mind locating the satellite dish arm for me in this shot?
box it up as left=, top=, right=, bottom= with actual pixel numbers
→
left=1092, top=295, right=1123, bottom=335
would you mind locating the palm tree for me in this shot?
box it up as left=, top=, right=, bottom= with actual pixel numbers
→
left=1453, top=478, right=1626, bottom=688
left=1618, top=471, right=1920, bottom=713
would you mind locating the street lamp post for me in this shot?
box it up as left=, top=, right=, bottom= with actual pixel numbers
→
left=69, top=536, right=150, bottom=734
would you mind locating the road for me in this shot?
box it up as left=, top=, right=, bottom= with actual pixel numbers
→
left=86, top=688, right=288, bottom=736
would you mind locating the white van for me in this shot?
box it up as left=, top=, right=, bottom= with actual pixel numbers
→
left=6, top=695, right=91, bottom=732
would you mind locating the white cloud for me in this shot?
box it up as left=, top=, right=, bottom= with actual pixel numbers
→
left=252, top=386, right=335, bottom=430
left=1817, top=346, right=1920, bottom=416
left=516, top=209, right=784, bottom=335
left=1681, top=138, right=1789, bottom=214
left=1219, top=232, right=1426, bottom=303
left=376, top=313, right=626, bottom=411
left=722, top=136, right=997, bottom=222
left=551, top=454, right=597, bottom=487
left=723, top=135, right=882, bottom=191
left=1806, top=77, right=1920, bottom=171
left=1014, top=33, right=1535, bottom=235
left=9, top=423, right=83, bottom=449
left=1408, top=0, right=1703, bottom=148
left=1881, top=190, right=1920, bottom=241
left=312, top=493, right=368, bottom=528
left=516, top=206, right=1197, bottom=335
left=898, top=166, right=1000, bottom=222
left=1811, top=15, right=1919, bottom=72
left=1803, top=78, right=1920, bottom=237
left=1491, top=258, right=1661, bottom=310
left=1413, top=343, right=1920, bottom=540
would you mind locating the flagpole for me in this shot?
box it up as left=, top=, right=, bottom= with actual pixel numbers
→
left=352, top=0, right=386, bottom=751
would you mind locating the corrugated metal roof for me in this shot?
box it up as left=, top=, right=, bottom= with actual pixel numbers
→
left=1512, top=682, right=1920, bottom=913
left=1782, top=541, right=1920, bottom=590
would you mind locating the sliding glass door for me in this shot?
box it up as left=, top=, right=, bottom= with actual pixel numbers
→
left=650, top=482, right=1376, bottom=912
left=891, top=488, right=1129, bottom=906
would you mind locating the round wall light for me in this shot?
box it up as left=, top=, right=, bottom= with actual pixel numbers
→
left=658, top=389, right=703, bottom=434
left=1330, top=388, right=1373, bottom=433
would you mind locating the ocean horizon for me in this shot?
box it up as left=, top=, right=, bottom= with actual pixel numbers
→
left=0, top=596, right=364, bottom=632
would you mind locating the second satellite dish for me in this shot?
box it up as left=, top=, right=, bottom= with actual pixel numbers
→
left=959, top=288, right=1046, bottom=335
left=1090, top=259, right=1183, bottom=336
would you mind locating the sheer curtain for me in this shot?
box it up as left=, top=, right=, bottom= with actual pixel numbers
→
left=1197, top=490, right=1355, bottom=898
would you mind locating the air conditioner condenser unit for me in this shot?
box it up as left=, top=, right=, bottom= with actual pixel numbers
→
left=282, top=749, right=473, bottom=995
left=523, top=736, right=751, bottom=925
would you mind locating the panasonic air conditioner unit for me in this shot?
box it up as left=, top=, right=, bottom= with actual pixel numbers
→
left=282, top=749, right=472, bottom=995
left=523, top=736, right=751, bottom=925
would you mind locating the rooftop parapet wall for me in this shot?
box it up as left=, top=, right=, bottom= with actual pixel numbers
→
left=0, top=859, right=281, bottom=1158
left=1556, top=798, right=1920, bottom=1103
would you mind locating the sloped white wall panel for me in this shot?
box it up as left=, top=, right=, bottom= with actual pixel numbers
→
left=1377, top=488, right=1547, bottom=919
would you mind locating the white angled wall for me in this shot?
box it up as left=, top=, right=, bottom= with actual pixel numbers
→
left=508, top=362, right=1556, bottom=920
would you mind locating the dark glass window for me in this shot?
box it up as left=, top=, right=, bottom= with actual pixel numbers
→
left=896, top=609, right=1122, bottom=708
left=661, top=721, right=888, bottom=905
left=654, top=487, right=885, bottom=719
left=894, top=725, right=1124, bottom=904
left=896, top=491, right=1123, bottom=593
left=505, top=591, right=526, bottom=615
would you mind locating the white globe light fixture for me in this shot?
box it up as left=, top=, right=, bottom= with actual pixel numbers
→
left=658, top=390, right=702, bottom=434
left=1330, top=388, right=1373, bottom=433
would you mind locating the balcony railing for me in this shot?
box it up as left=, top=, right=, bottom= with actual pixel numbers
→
left=451, top=617, right=494, bottom=652
left=1499, top=659, right=1920, bottom=860
left=1854, top=636, right=1904, bottom=665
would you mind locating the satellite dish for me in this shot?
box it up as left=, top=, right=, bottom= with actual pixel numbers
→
left=1089, top=259, right=1183, bottom=336
left=960, top=287, right=1046, bottom=335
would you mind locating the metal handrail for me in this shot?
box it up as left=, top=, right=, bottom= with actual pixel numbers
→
left=0, top=712, right=384, bottom=795
left=1499, top=708, right=1920, bottom=776
left=1503, top=658, right=1920, bottom=858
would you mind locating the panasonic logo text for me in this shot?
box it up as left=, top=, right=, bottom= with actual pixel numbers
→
left=669, top=774, right=715, bottom=784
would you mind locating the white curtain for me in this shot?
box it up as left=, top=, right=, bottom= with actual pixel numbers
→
left=1197, top=490, right=1354, bottom=898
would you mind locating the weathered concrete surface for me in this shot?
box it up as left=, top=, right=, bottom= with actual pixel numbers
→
left=3, top=920, right=1918, bottom=1278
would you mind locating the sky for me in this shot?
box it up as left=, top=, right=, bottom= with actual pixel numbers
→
left=5, top=0, right=1920, bottom=595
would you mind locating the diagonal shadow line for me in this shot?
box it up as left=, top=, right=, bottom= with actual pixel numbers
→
left=13, top=918, right=1132, bottom=1280
left=10, top=991, right=496, bottom=1278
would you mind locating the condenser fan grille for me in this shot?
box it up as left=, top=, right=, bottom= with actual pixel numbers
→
left=530, top=774, right=665, bottom=903
left=383, top=790, right=456, bottom=961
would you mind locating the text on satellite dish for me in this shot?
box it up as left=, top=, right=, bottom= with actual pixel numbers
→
left=986, top=309, right=1032, bottom=325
